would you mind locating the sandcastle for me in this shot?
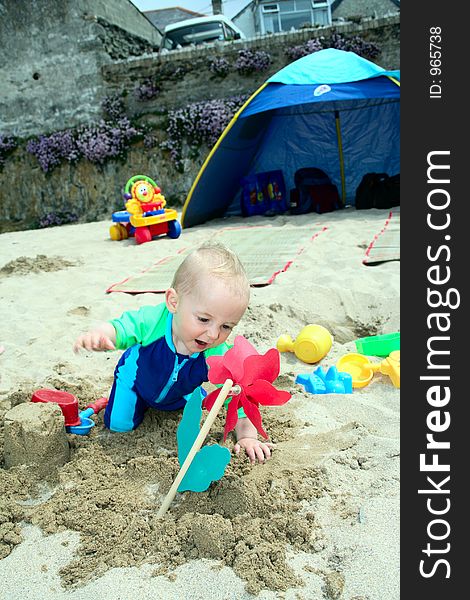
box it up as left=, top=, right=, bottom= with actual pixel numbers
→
left=3, top=402, right=70, bottom=474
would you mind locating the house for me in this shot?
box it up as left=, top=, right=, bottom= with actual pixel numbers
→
left=232, top=1, right=332, bottom=37
left=232, top=0, right=399, bottom=37
left=331, top=0, right=400, bottom=21
left=143, top=7, right=206, bottom=32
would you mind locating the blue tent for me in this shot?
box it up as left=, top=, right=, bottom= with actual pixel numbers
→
left=181, top=48, right=400, bottom=228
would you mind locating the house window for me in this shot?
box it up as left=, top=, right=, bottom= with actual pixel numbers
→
left=261, top=2, right=280, bottom=32
left=281, top=10, right=311, bottom=30
left=264, top=14, right=281, bottom=33
left=262, top=3, right=280, bottom=12
left=259, top=0, right=330, bottom=33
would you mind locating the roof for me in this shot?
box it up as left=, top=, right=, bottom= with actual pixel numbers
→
left=143, top=7, right=205, bottom=31
left=332, top=0, right=400, bottom=12
left=234, top=0, right=400, bottom=22
left=231, top=1, right=253, bottom=20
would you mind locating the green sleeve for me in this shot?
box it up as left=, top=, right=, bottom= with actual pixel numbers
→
left=110, top=303, right=168, bottom=349
left=225, top=396, right=246, bottom=419
left=204, top=341, right=231, bottom=358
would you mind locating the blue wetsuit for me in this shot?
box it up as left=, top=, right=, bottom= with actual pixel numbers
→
left=104, top=303, right=230, bottom=432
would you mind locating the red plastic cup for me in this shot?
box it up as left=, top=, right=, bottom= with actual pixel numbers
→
left=31, top=389, right=81, bottom=427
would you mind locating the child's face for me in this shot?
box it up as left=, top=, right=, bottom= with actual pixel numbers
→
left=166, top=277, right=248, bottom=355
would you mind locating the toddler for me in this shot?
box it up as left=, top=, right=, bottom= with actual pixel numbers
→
left=74, top=242, right=272, bottom=464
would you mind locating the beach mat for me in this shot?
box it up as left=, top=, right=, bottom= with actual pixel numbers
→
left=106, top=224, right=327, bottom=294
left=363, top=209, right=400, bottom=266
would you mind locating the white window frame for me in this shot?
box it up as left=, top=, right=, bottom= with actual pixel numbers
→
left=262, top=3, right=280, bottom=13
left=259, top=0, right=330, bottom=34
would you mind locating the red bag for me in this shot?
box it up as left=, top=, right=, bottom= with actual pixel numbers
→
left=306, top=183, right=340, bottom=214
left=290, top=168, right=340, bottom=214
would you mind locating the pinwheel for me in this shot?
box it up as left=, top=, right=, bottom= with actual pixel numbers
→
left=203, top=335, right=292, bottom=440
left=157, top=336, right=291, bottom=517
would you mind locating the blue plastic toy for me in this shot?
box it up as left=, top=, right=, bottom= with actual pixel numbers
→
left=295, top=365, right=353, bottom=394
left=176, top=388, right=231, bottom=492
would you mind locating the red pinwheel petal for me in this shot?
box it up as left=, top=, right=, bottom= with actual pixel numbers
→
left=223, top=395, right=240, bottom=441
left=246, top=379, right=292, bottom=406
left=239, top=348, right=280, bottom=387
left=202, top=388, right=221, bottom=411
left=222, top=335, right=259, bottom=382
left=241, top=396, right=268, bottom=439
left=206, top=356, right=233, bottom=384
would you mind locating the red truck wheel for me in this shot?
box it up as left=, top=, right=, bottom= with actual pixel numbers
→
left=135, top=227, right=152, bottom=244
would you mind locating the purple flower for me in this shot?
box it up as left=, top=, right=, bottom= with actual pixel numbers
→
left=101, top=95, right=126, bottom=120
left=26, top=130, right=78, bottom=172
left=134, top=78, right=160, bottom=101
left=209, top=57, right=231, bottom=77
left=26, top=107, right=142, bottom=172
left=329, top=33, right=381, bottom=59
left=75, top=118, right=138, bottom=164
left=0, top=135, right=17, bottom=168
left=285, top=38, right=323, bottom=60
left=285, top=34, right=380, bottom=62
left=38, top=210, right=79, bottom=228
left=163, top=95, right=248, bottom=168
left=143, top=133, right=157, bottom=148
left=235, top=49, right=271, bottom=75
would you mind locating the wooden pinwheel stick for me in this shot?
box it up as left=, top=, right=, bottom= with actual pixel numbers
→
left=157, top=379, right=241, bottom=518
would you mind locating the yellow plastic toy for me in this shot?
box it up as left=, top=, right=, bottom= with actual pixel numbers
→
left=109, top=175, right=181, bottom=245
left=277, top=325, right=333, bottom=364
left=125, top=177, right=166, bottom=216
left=336, top=350, right=400, bottom=389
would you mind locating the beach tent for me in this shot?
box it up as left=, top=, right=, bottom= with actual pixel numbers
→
left=181, top=48, right=400, bottom=228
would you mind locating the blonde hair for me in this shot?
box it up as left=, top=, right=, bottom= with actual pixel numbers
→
left=171, top=242, right=250, bottom=301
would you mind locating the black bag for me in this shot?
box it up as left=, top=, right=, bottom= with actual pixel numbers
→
left=355, top=173, right=400, bottom=210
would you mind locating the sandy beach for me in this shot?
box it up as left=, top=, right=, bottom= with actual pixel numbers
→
left=0, top=208, right=399, bottom=599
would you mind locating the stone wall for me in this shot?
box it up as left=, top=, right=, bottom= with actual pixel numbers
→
left=0, top=12, right=399, bottom=233
left=104, top=15, right=400, bottom=118
left=0, top=0, right=161, bottom=138
left=332, top=0, right=399, bottom=21
left=0, top=137, right=203, bottom=232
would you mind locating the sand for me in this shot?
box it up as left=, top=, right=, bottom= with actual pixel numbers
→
left=0, top=208, right=399, bottom=599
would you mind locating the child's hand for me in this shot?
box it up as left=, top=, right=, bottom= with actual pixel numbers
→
left=73, top=330, right=115, bottom=353
left=234, top=437, right=274, bottom=464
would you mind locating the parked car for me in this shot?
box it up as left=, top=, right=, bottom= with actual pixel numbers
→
left=160, top=15, right=246, bottom=51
